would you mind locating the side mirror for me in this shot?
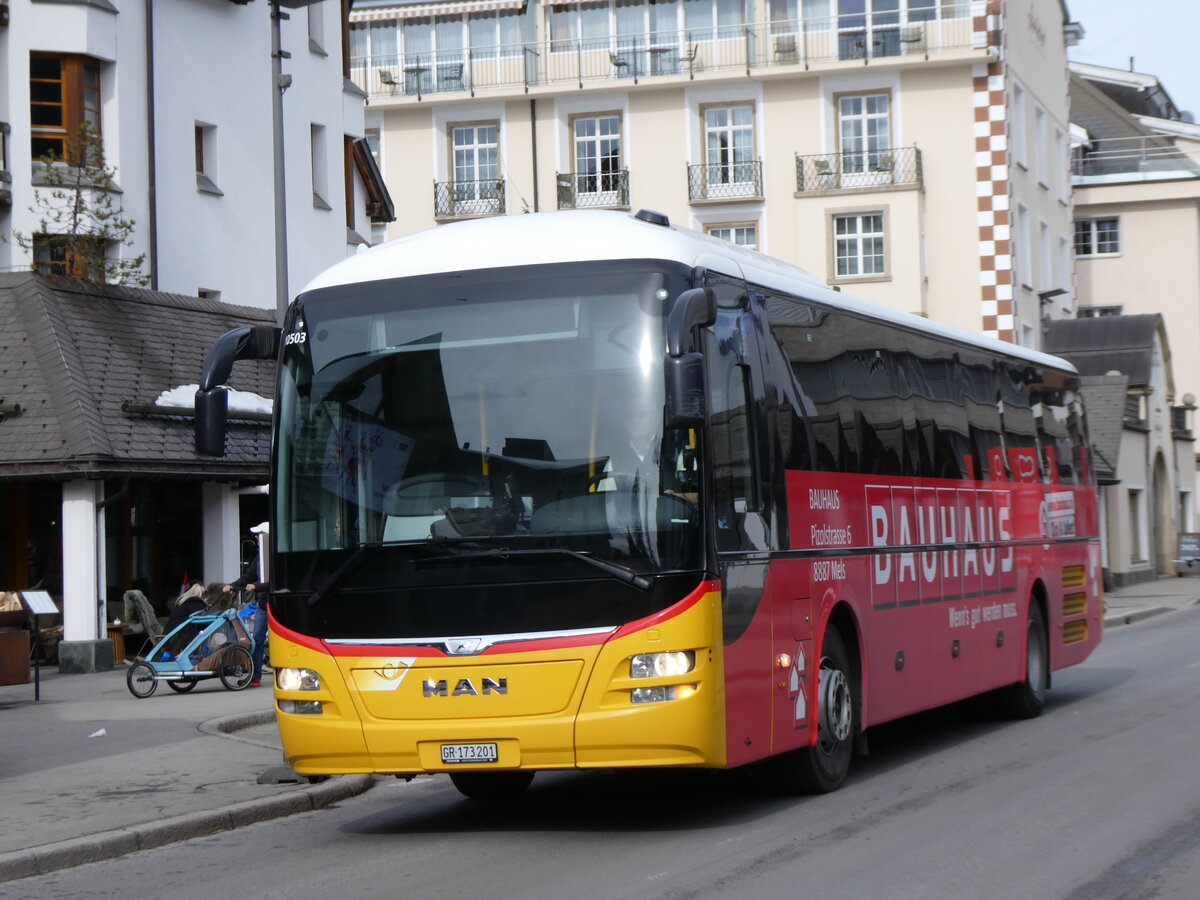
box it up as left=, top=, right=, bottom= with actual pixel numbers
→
left=667, top=288, right=716, bottom=358
left=194, top=324, right=281, bottom=457
left=665, top=352, right=705, bottom=429
left=195, top=387, right=230, bottom=457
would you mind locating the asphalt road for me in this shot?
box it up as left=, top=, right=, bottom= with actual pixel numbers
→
left=14, top=607, right=1200, bottom=900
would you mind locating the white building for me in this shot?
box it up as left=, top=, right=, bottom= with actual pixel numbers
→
left=2, top=0, right=390, bottom=311
left=0, top=0, right=393, bottom=669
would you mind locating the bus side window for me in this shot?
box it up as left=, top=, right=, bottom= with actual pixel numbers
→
left=704, top=327, right=761, bottom=552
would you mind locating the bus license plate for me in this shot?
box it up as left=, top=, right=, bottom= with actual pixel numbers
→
left=441, top=742, right=498, bottom=764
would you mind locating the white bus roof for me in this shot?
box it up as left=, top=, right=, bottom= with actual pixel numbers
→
left=301, top=209, right=1075, bottom=374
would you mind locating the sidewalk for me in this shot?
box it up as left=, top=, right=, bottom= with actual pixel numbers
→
left=0, top=577, right=1195, bottom=883
left=1102, top=573, right=1200, bottom=626
left=0, top=666, right=373, bottom=884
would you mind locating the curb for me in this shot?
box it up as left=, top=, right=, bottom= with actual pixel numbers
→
left=1102, top=605, right=1177, bottom=628
left=0, top=711, right=377, bottom=884
left=0, top=773, right=376, bottom=884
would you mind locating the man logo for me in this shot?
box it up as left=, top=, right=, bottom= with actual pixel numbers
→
left=422, top=677, right=508, bottom=697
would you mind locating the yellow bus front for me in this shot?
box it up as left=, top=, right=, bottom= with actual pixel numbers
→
left=272, top=582, right=726, bottom=777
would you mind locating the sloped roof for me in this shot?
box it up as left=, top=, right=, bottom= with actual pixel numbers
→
left=1078, top=374, right=1128, bottom=483
left=0, top=273, right=276, bottom=480
left=1042, top=314, right=1163, bottom=387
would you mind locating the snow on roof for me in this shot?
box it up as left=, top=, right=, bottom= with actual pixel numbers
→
left=157, top=385, right=273, bottom=415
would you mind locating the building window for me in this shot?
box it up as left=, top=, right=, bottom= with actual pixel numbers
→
left=1034, top=103, right=1047, bottom=186
left=311, top=123, right=330, bottom=209
left=1011, top=80, right=1026, bottom=168
left=703, top=104, right=755, bottom=187
left=706, top=223, right=758, bottom=249
left=197, top=288, right=222, bottom=302
left=447, top=122, right=501, bottom=215
left=1014, top=202, right=1031, bottom=287
left=833, top=212, right=885, bottom=279
left=571, top=113, right=622, bottom=200
left=468, top=10, right=524, bottom=58
left=1054, top=126, right=1066, bottom=200
left=1077, top=305, right=1123, bottom=318
left=1128, top=488, right=1146, bottom=564
left=1074, top=217, right=1119, bottom=257
left=30, top=53, right=101, bottom=161
left=308, top=2, right=326, bottom=54
left=837, top=92, right=890, bottom=174
left=195, top=122, right=221, bottom=194
left=550, top=3, right=610, bottom=52
left=32, top=233, right=104, bottom=279
left=0, top=121, right=10, bottom=201
left=1038, top=219, right=1052, bottom=291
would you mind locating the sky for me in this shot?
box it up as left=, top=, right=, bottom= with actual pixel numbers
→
left=1066, top=0, right=1199, bottom=119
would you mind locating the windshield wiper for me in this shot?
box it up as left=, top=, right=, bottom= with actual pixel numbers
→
left=420, top=547, right=653, bottom=592
left=305, top=540, right=409, bottom=607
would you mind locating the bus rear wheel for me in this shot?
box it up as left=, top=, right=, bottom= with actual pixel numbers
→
left=997, top=601, right=1048, bottom=719
left=449, top=770, right=534, bottom=802
left=768, top=627, right=857, bottom=794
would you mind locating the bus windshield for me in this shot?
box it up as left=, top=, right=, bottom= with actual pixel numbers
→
left=274, top=264, right=703, bottom=601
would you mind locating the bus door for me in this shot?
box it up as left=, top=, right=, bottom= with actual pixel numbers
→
left=702, top=277, right=779, bottom=767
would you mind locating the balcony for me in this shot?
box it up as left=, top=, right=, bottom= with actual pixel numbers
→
left=351, top=3, right=991, bottom=101
left=1072, top=135, right=1200, bottom=185
left=688, top=161, right=763, bottom=202
left=556, top=170, right=630, bottom=209
left=795, top=146, right=923, bottom=193
left=433, top=179, right=505, bottom=219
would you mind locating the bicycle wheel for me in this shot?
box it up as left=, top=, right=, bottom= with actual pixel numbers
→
left=167, top=677, right=199, bottom=693
left=218, top=645, right=254, bottom=691
left=126, top=661, right=158, bottom=698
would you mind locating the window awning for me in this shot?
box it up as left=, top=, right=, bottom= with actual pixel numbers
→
left=350, top=0, right=525, bottom=22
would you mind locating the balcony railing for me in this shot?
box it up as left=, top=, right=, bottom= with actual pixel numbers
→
left=795, top=146, right=923, bottom=192
left=557, top=170, right=630, bottom=209
left=434, top=179, right=505, bottom=218
left=688, top=161, right=763, bottom=202
left=351, top=3, right=989, bottom=100
left=1072, top=135, right=1200, bottom=182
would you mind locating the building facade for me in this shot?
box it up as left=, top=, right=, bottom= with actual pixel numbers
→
left=2, top=0, right=388, bottom=312
left=1068, top=60, right=1200, bottom=533
left=354, top=0, right=1078, bottom=348
left=1046, top=315, right=1193, bottom=587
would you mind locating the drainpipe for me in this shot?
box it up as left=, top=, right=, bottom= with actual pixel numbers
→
left=144, top=0, right=159, bottom=288
left=530, top=98, right=539, bottom=212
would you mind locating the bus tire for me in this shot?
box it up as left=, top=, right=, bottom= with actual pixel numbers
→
left=769, top=627, right=856, bottom=794
left=997, top=601, right=1048, bottom=719
left=450, top=770, right=535, bottom=802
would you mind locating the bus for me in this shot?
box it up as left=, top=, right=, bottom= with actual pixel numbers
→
left=196, top=209, right=1102, bottom=798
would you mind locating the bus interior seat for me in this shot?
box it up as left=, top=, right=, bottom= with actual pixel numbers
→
left=382, top=475, right=489, bottom=541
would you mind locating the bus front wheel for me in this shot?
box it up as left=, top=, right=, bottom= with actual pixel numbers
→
left=768, top=627, right=857, bottom=794
left=449, top=770, right=534, bottom=802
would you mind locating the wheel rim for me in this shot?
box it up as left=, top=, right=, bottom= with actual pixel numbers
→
left=817, top=659, right=853, bottom=751
left=220, top=647, right=253, bottom=690
left=128, top=662, right=157, bottom=698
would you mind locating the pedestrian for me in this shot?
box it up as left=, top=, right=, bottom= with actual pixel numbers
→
left=223, top=559, right=269, bottom=688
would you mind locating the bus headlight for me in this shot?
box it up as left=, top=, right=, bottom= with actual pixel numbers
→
left=276, top=667, right=320, bottom=691
left=630, top=651, right=695, bottom=679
